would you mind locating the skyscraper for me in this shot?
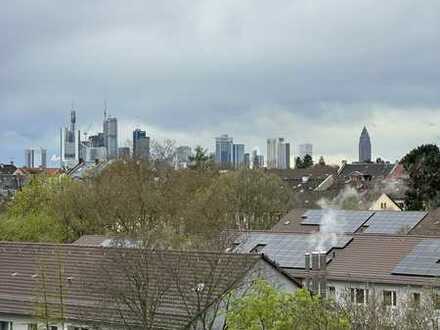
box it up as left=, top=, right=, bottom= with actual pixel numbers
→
left=359, top=126, right=372, bottom=163
left=175, top=146, right=192, bottom=169
left=104, top=116, right=118, bottom=160
left=298, top=143, right=313, bottom=159
left=251, top=149, right=264, bottom=169
left=232, top=144, right=245, bottom=169
left=266, top=138, right=277, bottom=169
left=40, top=148, right=47, bottom=168
left=60, top=109, right=79, bottom=168
left=267, top=138, right=290, bottom=169
left=243, top=153, right=250, bottom=169
left=133, top=129, right=150, bottom=160
left=118, top=147, right=131, bottom=160
left=215, top=134, right=233, bottom=168
left=25, top=149, right=35, bottom=168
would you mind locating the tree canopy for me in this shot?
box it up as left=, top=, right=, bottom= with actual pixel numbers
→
left=401, top=144, right=440, bottom=210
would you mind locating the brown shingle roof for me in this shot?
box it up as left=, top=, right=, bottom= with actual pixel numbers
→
left=71, top=235, right=109, bottom=246
left=286, top=234, right=440, bottom=286
left=271, top=208, right=319, bottom=233
left=0, top=242, right=264, bottom=328
left=409, top=208, right=440, bottom=236
left=338, top=163, right=395, bottom=178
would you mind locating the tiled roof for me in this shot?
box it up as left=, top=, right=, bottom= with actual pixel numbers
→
left=409, top=208, right=440, bottom=236
left=0, top=164, right=17, bottom=175
left=338, top=163, right=395, bottom=178
left=323, top=234, right=440, bottom=286
left=271, top=209, right=319, bottom=233
left=71, top=235, right=109, bottom=246
left=0, top=242, right=263, bottom=328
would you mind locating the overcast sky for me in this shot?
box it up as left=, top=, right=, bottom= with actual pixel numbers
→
left=1, top=0, right=440, bottom=166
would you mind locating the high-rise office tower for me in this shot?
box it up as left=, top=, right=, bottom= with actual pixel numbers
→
left=298, top=143, right=313, bottom=159
left=267, top=138, right=290, bottom=169
left=40, top=148, right=47, bottom=168
left=104, top=116, right=118, bottom=160
left=243, top=153, right=250, bottom=168
left=118, top=147, right=131, bottom=160
left=133, top=129, right=150, bottom=160
left=60, top=109, right=81, bottom=168
left=277, top=139, right=290, bottom=169
left=359, top=126, right=372, bottom=163
left=175, top=146, right=192, bottom=169
left=25, top=149, right=35, bottom=168
left=251, top=149, right=264, bottom=169
left=215, top=134, right=233, bottom=168
left=266, top=138, right=277, bottom=169
left=232, top=144, right=245, bottom=169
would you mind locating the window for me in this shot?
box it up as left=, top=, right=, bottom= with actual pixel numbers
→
left=350, top=288, right=368, bottom=304
left=383, top=290, right=397, bottom=307
left=0, top=322, right=10, bottom=330
left=412, top=292, right=421, bottom=307
left=432, top=293, right=440, bottom=310
left=28, top=324, right=37, bottom=330
left=328, top=286, right=336, bottom=296
left=51, top=326, right=58, bottom=330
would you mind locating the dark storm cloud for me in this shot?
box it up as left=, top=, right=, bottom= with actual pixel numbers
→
left=1, top=0, right=440, bottom=165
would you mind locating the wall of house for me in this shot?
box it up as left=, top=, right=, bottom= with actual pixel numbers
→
left=370, top=194, right=401, bottom=211
left=0, top=315, right=95, bottom=330
left=327, top=279, right=430, bottom=308
left=206, top=260, right=299, bottom=330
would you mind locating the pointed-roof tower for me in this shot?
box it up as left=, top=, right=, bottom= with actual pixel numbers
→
left=359, top=126, right=372, bottom=162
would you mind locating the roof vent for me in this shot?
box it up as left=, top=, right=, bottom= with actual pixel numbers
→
left=194, top=283, right=205, bottom=293
left=284, top=220, right=291, bottom=225
left=11, top=272, right=18, bottom=277
left=31, top=274, right=39, bottom=279
left=67, top=276, right=74, bottom=283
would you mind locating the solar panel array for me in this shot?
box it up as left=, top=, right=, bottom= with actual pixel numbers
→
left=235, top=232, right=352, bottom=269
left=392, top=239, right=440, bottom=277
left=364, top=211, right=427, bottom=234
left=301, top=210, right=374, bottom=233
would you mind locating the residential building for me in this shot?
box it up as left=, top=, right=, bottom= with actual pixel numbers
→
left=24, top=149, right=35, bottom=168
left=0, top=163, right=18, bottom=197
left=103, top=116, right=118, bottom=160
left=118, top=147, right=131, bottom=160
left=298, top=143, right=313, bottom=159
left=359, top=126, right=372, bottom=163
left=267, top=138, right=290, bottom=169
left=215, top=134, right=233, bottom=168
left=232, top=144, right=245, bottom=169
left=175, top=146, right=192, bottom=169
left=0, top=242, right=299, bottom=329
left=370, top=193, right=406, bottom=211
left=133, top=129, right=150, bottom=160
left=236, top=208, right=440, bottom=309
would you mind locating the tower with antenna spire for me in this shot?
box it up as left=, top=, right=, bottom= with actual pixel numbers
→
left=103, top=102, right=118, bottom=160
left=359, top=126, right=372, bottom=163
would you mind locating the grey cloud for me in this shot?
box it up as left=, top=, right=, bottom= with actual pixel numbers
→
left=1, top=0, right=440, bottom=165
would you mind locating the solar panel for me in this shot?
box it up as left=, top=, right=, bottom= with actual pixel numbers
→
left=301, top=210, right=374, bottom=233
left=234, top=232, right=352, bottom=269
left=392, top=239, right=440, bottom=277
left=364, top=211, right=427, bottom=234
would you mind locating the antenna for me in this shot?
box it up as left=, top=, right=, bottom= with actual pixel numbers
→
left=104, top=100, right=107, bottom=120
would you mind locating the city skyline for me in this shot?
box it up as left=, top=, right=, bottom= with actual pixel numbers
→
left=1, top=2, right=440, bottom=166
